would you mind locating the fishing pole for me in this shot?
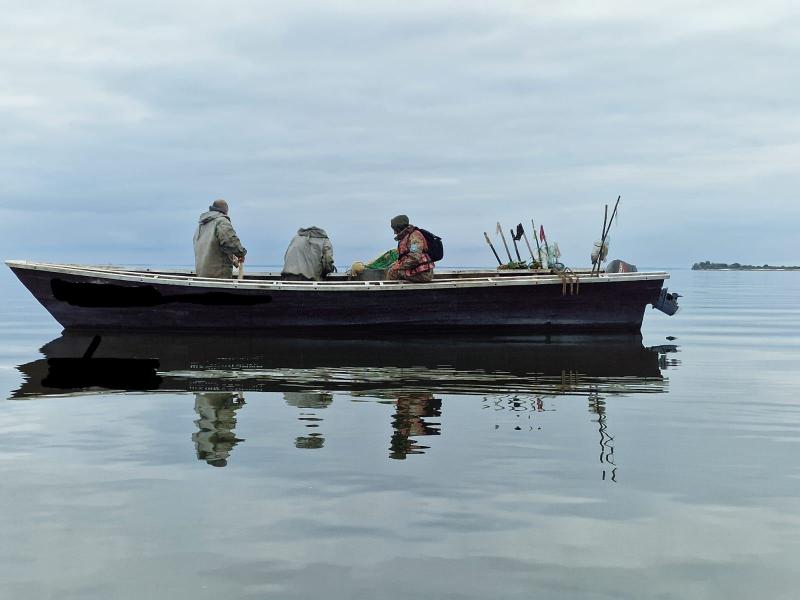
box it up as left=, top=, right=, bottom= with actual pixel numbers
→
left=510, top=228, right=522, bottom=262
left=605, top=195, right=621, bottom=235
left=539, top=224, right=552, bottom=268
left=595, top=196, right=621, bottom=275
left=592, top=204, right=608, bottom=276
left=517, top=223, right=537, bottom=265
left=530, top=219, right=542, bottom=261
left=484, top=232, right=502, bottom=265
left=496, top=222, right=513, bottom=263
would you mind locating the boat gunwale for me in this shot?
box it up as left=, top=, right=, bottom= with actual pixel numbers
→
left=5, top=260, right=669, bottom=292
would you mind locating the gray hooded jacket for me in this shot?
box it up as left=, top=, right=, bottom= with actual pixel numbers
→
left=193, top=209, right=247, bottom=278
left=282, top=227, right=334, bottom=281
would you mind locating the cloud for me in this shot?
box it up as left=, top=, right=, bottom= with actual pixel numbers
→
left=1, top=1, right=798, bottom=266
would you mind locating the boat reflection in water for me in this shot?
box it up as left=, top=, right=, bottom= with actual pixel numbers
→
left=12, top=332, right=678, bottom=468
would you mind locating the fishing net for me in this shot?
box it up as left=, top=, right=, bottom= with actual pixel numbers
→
left=365, top=249, right=398, bottom=269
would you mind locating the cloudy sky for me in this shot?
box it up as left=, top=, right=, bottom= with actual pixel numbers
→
left=1, top=0, right=798, bottom=268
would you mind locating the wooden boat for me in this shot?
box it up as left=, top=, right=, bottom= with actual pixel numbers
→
left=5, top=260, right=679, bottom=333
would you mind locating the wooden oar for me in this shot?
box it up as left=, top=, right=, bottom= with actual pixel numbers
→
left=496, top=222, right=513, bottom=263
left=484, top=232, right=502, bottom=265
left=237, top=260, right=244, bottom=281
left=518, top=224, right=537, bottom=264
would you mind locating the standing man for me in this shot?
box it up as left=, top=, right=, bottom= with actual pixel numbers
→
left=386, top=215, right=434, bottom=283
left=281, top=226, right=335, bottom=281
left=193, top=199, right=247, bottom=278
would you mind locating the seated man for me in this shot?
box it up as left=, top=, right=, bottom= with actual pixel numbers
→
left=386, top=215, right=434, bottom=283
left=193, top=199, right=246, bottom=278
left=282, top=226, right=335, bottom=281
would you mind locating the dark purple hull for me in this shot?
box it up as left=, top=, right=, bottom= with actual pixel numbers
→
left=9, top=264, right=667, bottom=333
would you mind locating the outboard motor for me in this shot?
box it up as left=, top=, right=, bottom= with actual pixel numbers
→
left=606, top=259, right=637, bottom=273
left=653, top=288, right=680, bottom=316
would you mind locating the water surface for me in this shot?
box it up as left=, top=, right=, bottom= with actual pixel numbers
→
left=1, top=268, right=798, bottom=599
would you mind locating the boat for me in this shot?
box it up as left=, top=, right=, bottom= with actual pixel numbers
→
left=5, top=260, right=680, bottom=333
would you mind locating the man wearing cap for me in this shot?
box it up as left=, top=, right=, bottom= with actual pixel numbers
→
left=193, top=199, right=247, bottom=278
left=386, top=215, right=434, bottom=283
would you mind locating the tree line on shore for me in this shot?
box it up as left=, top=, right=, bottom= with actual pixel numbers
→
left=692, top=261, right=800, bottom=271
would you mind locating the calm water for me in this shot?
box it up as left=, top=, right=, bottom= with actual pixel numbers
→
left=1, top=268, right=799, bottom=599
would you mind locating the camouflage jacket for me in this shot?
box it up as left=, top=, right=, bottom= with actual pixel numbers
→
left=394, top=226, right=434, bottom=275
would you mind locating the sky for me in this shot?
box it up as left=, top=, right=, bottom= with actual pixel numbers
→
left=1, top=0, right=798, bottom=269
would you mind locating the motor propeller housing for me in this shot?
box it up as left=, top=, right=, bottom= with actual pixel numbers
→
left=653, top=288, right=681, bottom=316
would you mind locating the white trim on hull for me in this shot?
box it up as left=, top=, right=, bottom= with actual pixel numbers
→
left=5, top=260, right=669, bottom=292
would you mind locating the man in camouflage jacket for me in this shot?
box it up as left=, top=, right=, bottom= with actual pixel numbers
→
left=193, top=199, right=247, bottom=278
left=386, top=214, right=434, bottom=283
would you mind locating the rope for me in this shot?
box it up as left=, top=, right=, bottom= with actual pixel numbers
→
left=556, top=266, right=580, bottom=296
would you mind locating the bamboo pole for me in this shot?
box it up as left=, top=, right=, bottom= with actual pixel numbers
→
left=530, top=219, right=542, bottom=258
left=510, top=229, right=521, bottom=262
left=496, top=222, right=513, bottom=263
left=593, top=204, right=608, bottom=276
left=484, top=232, right=502, bottom=265
left=519, top=224, right=536, bottom=264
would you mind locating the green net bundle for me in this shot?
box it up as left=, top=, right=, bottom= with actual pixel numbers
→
left=498, top=261, right=536, bottom=270
left=365, top=249, right=398, bottom=269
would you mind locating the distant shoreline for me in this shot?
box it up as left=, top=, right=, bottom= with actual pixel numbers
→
left=692, top=261, right=800, bottom=271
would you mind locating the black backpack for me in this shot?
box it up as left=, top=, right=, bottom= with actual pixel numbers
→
left=418, top=228, right=444, bottom=262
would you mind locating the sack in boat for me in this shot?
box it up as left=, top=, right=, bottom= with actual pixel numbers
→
left=418, top=229, right=444, bottom=262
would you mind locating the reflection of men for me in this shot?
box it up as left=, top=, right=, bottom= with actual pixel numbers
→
left=284, top=391, right=332, bottom=449
left=193, top=199, right=247, bottom=278
left=389, top=392, right=441, bottom=460
left=192, top=392, right=246, bottom=467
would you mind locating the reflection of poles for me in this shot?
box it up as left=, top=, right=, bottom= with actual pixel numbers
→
left=284, top=391, right=332, bottom=449
left=390, top=393, right=442, bottom=460
left=588, top=390, right=616, bottom=482
left=192, top=392, right=246, bottom=467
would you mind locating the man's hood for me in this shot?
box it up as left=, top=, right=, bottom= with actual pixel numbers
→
left=297, top=226, right=328, bottom=238
left=198, top=210, right=229, bottom=225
